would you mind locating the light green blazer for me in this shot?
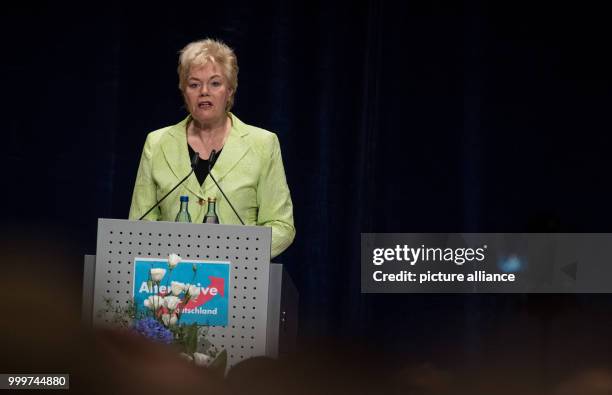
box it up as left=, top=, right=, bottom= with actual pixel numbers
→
left=128, top=113, right=295, bottom=258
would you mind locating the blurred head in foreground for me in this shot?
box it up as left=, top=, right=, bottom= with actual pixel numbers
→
left=0, top=225, right=227, bottom=394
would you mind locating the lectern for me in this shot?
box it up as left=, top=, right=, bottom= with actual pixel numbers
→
left=82, top=219, right=298, bottom=369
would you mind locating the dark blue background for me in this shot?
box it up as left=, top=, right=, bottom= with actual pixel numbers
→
left=2, top=0, right=612, bottom=369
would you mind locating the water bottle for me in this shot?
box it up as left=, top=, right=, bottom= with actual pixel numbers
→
left=204, top=197, right=219, bottom=224
left=175, top=195, right=192, bottom=223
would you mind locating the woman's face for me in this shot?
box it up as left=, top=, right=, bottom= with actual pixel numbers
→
left=183, top=62, right=233, bottom=127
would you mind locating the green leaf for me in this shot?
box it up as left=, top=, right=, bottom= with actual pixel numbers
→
left=184, top=324, right=199, bottom=355
left=208, top=349, right=227, bottom=376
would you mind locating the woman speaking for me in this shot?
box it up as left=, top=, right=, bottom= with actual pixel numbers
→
left=129, top=39, right=295, bottom=258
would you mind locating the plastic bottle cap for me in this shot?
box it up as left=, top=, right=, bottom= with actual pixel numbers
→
left=180, top=195, right=189, bottom=202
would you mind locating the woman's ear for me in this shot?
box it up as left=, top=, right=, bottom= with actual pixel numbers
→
left=226, top=89, right=234, bottom=110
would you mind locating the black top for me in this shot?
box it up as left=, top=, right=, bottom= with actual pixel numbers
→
left=188, top=144, right=222, bottom=185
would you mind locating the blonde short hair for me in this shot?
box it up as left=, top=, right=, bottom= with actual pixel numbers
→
left=177, top=38, right=238, bottom=111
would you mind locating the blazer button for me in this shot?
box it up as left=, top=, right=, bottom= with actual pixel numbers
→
left=198, top=198, right=205, bottom=206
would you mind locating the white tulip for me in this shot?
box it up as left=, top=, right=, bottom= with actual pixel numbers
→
left=144, top=295, right=165, bottom=310
left=193, top=352, right=213, bottom=367
left=164, top=295, right=181, bottom=311
left=168, top=253, right=182, bottom=269
left=170, top=281, right=185, bottom=296
left=188, top=285, right=201, bottom=298
left=150, top=268, right=166, bottom=282
left=161, top=313, right=178, bottom=326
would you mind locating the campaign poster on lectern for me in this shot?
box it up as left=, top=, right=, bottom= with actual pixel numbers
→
left=133, top=257, right=230, bottom=326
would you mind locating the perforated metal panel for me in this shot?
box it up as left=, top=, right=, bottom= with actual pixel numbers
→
left=93, top=218, right=272, bottom=368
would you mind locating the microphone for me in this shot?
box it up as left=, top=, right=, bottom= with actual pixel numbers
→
left=138, top=152, right=200, bottom=220
left=207, top=149, right=245, bottom=225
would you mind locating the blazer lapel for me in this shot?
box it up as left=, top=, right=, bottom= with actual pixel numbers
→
left=203, top=114, right=250, bottom=195
left=162, top=118, right=205, bottom=200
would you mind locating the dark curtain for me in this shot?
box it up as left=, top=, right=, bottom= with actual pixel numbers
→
left=2, top=0, right=612, bottom=367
